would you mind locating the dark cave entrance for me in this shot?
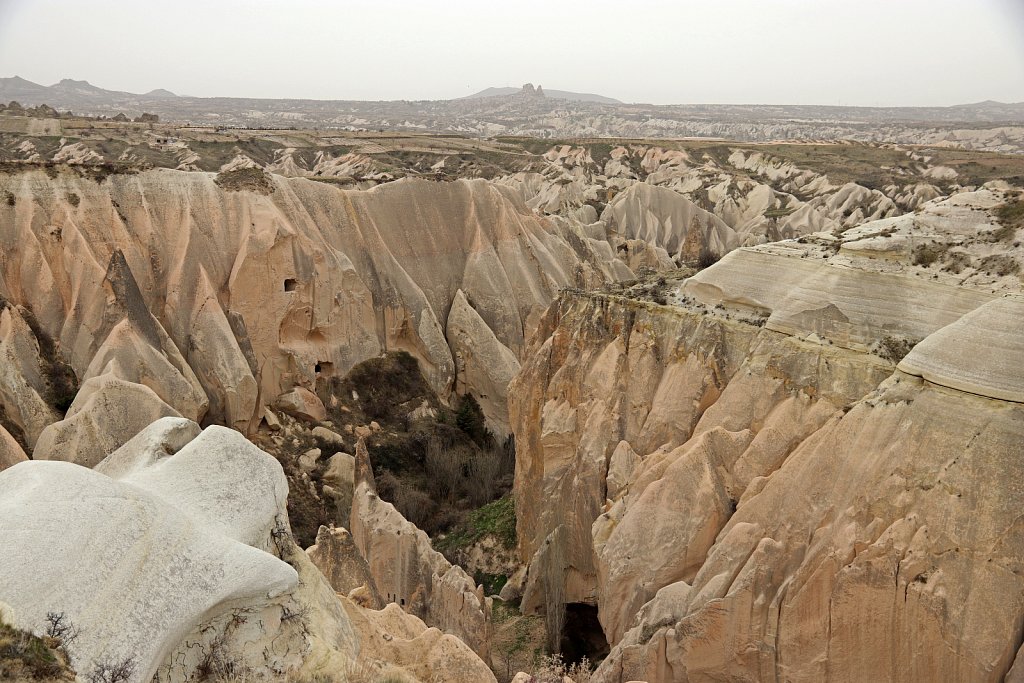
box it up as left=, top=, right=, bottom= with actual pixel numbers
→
left=560, top=603, right=610, bottom=666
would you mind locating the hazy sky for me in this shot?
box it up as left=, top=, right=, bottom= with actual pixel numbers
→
left=1, top=0, right=1022, bottom=106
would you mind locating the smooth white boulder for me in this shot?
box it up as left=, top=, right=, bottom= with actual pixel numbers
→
left=0, top=419, right=298, bottom=681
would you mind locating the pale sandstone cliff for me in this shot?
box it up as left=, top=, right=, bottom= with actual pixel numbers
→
left=510, top=186, right=1023, bottom=681
left=0, top=168, right=629, bottom=458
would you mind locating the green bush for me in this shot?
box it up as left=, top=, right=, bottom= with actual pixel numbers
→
left=455, top=393, right=491, bottom=446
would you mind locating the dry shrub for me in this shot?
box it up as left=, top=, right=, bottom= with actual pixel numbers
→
left=979, top=254, right=1020, bottom=276
left=214, top=167, right=274, bottom=194
left=912, top=242, right=946, bottom=267
left=378, top=471, right=437, bottom=529
left=425, top=433, right=469, bottom=501
left=528, top=653, right=593, bottom=683
left=876, top=335, right=918, bottom=364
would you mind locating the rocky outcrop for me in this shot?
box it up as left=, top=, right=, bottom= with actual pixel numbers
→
left=0, top=425, right=27, bottom=471
left=2, top=417, right=497, bottom=683
left=446, top=289, right=521, bottom=437
left=276, top=386, right=327, bottom=423
left=350, top=439, right=493, bottom=659
left=897, top=295, right=1024, bottom=402
left=307, top=525, right=382, bottom=608
left=340, top=600, right=498, bottom=683
left=601, top=183, right=739, bottom=263
left=0, top=305, right=61, bottom=448
left=33, top=373, right=182, bottom=467
left=0, top=418, right=310, bottom=681
left=510, top=194, right=1024, bottom=681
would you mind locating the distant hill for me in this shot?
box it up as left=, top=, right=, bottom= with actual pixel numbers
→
left=462, top=85, right=622, bottom=104
left=0, top=76, right=51, bottom=100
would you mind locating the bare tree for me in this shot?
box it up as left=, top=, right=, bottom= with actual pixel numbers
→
left=44, top=611, right=80, bottom=649
left=425, top=433, right=465, bottom=501
left=468, top=447, right=500, bottom=507
left=87, top=657, right=136, bottom=683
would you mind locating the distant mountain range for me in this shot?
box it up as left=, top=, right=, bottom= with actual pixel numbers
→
left=1, top=76, right=1023, bottom=152
left=0, top=76, right=180, bottom=104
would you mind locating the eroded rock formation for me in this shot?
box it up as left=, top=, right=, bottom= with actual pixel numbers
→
left=350, top=439, right=494, bottom=660
left=510, top=184, right=1024, bottom=681
left=0, top=168, right=633, bottom=457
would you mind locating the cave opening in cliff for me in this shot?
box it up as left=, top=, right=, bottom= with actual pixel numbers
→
left=560, top=603, right=609, bottom=666
left=284, top=278, right=298, bottom=292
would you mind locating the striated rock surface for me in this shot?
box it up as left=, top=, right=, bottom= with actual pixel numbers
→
left=0, top=169, right=630, bottom=457
left=306, top=525, right=382, bottom=608
left=897, top=295, right=1024, bottom=403
left=446, top=289, right=521, bottom=437
left=0, top=305, right=61, bottom=447
left=601, top=183, right=739, bottom=262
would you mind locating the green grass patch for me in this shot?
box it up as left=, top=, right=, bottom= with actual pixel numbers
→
left=435, top=494, right=517, bottom=555
left=475, top=571, right=508, bottom=596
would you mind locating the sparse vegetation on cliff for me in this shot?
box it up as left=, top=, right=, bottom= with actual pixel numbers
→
left=213, top=167, right=274, bottom=194
left=260, top=351, right=515, bottom=545
left=436, top=494, right=517, bottom=557
left=875, top=335, right=919, bottom=363
left=0, top=612, right=75, bottom=681
left=20, top=306, right=79, bottom=415
left=995, top=195, right=1024, bottom=233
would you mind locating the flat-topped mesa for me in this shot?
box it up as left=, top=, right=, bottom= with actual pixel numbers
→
left=682, top=184, right=1021, bottom=353
left=682, top=246, right=996, bottom=351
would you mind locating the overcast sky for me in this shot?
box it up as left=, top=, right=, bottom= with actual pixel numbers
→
left=0, top=0, right=1022, bottom=106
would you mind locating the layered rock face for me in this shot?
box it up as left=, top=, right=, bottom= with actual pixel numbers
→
left=510, top=185, right=1024, bottom=681
left=0, top=168, right=632, bottom=455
